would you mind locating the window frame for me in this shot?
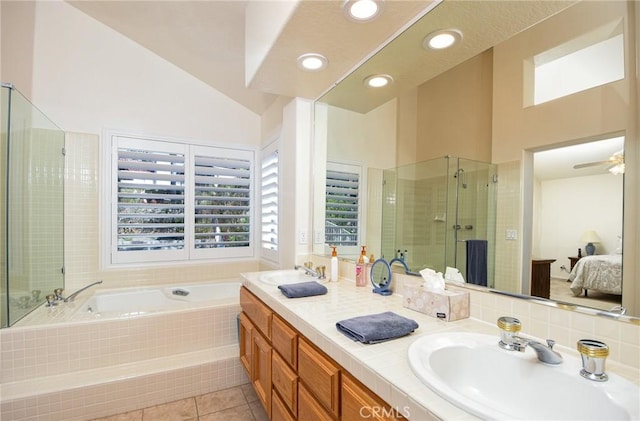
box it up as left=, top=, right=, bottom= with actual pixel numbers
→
left=101, top=130, right=257, bottom=267
left=259, top=140, right=280, bottom=264
left=325, top=160, right=364, bottom=255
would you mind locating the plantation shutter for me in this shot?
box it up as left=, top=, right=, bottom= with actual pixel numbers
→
left=114, top=137, right=187, bottom=263
left=325, top=167, right=360, bottom=247
left=261, top=150, right=278, bottom=258
left=192, top=146, right=253, bottom=258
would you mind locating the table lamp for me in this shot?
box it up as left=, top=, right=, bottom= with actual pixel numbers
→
left=580, top=230, right=601, bottom=255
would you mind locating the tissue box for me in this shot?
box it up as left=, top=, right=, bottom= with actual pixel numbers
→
left=402, top=284, right=470, bottom=321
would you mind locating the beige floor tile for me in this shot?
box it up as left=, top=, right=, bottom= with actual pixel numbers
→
left=248, top=400, right=269, bottom=421
left=198, top=404, right=255, bottom=421
left=240, top=383, right=259, bottom=404
left=92, top=410, right=143, bottom=421
left=142, top=398, right=197, bottom=421
left=196, top=387, right=247, bottom=416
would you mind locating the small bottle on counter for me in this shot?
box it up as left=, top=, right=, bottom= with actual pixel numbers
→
left=364, top=254, right=375, bottom=286
left=356, top=246, right=367, bottom=287
left=330, top=246, right=339, bottom=282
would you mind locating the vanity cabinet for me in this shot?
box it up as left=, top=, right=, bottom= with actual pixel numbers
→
left=342, top=374, right=405, bottom=420
left=240, top=286, right=400, bottom=421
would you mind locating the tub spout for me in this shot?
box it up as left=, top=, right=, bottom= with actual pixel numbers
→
left=63, top=280, right=103, bottom=302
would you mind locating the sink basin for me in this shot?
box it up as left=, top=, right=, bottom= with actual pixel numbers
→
left=408, top=332, right=639, bottom=420
left=259, top=269, right=316, bottom=286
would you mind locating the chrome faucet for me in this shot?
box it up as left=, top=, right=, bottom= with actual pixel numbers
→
left=294, top=263, right=326, bottom=279
left=295, top=263, right=319, bottom=277
left=62, top=280, right=103, bottom=302
left=497, top=316, right=563, bottom=365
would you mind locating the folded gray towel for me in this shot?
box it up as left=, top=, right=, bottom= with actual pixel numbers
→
left=278, top=281, right=328, bottom=298
left=336, top=311, right=419, bottom=344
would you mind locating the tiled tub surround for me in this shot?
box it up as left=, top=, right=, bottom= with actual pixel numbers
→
left=241, top=271, right=640, bottom=421
left=0, top=280, right=248, bottom=421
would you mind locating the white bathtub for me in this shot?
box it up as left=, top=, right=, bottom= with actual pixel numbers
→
left=75, top=281, right=241, bottom=318
left=1, top=280, right=247, bottom=421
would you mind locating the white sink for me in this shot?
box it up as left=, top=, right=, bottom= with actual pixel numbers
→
left=259, top=269, right=316, bottom=286
left=408, top=332, right=639, bottom=420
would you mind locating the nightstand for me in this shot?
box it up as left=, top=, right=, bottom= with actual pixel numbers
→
left=531, top=258, right=556, bottom=299
left=568, top=256, right=581, bottom=271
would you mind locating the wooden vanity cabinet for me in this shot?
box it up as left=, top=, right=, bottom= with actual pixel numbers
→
left=298, top=382, right=335, bottom=421
left=342, top=374, right=405, bottom=421
left=298, top=338, right=340, bottom=418
left=240, top=286, right=401, bottom=421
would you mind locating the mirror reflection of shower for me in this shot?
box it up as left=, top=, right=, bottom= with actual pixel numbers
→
left=381, top=156, right=496, bottom=287
left=455, top=168, right=468, bottom=189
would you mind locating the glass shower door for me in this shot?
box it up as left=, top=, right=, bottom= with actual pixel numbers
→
left=1, top=84, right=65, bottom=327
left=449, top=158, right=497, bottom=287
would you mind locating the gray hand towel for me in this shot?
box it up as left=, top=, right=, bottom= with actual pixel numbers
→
left=336, top=311, right=419, bottom=344
left=278, top=281, right=328, bottom=298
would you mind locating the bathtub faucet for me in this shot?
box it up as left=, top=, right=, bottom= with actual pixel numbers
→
left=63, top=280, right=103, bottom=302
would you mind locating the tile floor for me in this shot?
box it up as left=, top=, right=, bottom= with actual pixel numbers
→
left=92, top=384, right=269, bottom=421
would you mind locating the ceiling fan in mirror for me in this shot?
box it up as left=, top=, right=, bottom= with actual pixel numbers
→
left=573, top=151, right=625, bottom=175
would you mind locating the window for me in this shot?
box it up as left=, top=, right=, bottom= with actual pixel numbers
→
left=107, top=134, right=254, bottom=265
left=260, top=145, right=279, bottom=262
left=531, top=25, right=624, bottom=105
left=325, top=162, right=361, bottom=248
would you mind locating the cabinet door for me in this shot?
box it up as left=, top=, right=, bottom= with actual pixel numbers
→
left=272, top=389, right=296, bottom=421
left=272, top=351, right=298, bottom=416
left=298, top=338, right=340, bottom=417
left=298, top=382, right=334, bottom=421
left=252, top=328, right=272, bottom=416
left=241, top=287, right=272, bottom=339
left=342, top=374, right=405, bottom=420
left=272, top=314, right=298, bottom=369
left=239, top=312, right=253, bottom=377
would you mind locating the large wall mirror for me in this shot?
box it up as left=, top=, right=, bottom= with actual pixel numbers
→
left=312, top=0, right=639, bottom=317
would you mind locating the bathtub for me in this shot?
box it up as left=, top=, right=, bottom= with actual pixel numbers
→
left=1, top=280, right=248, bottom=421
left=75, top=281, right=241, bottom=318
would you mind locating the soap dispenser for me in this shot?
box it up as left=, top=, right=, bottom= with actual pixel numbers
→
left=356, top=254, right=366, bottom=286
left=330, top=246, right=339, bottom=283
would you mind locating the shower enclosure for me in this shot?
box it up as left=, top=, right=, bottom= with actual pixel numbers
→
left=381, top=156, right=497, bottom=286
left=1, top=83, right=65, bottom=327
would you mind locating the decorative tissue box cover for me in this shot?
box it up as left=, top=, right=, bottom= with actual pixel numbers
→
left=402, top=284, right=470, bottom=321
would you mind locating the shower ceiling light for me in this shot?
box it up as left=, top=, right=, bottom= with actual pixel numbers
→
left=297, top=53, right=328, bottom=71
left=364, top=74, right=393, bottom=88
left=344, top=0, right=384, bottom=22
left=423, top=29, right=463, bottom=50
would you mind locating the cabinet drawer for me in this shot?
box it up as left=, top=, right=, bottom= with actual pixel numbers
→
left=240, top=287, right=272, bottom=339
left=272, top=314, right=298, bottom=368
left=272, top=389, right=296, bottom=421
left=298, top=382, right=334, bottom=421
left=298, top=338, right=340, bottom=417
left=342, top=374, right=405, bottom=420
left=238, top=312, right=253, bottom=376
left=272, top=351, right=298, bottom=415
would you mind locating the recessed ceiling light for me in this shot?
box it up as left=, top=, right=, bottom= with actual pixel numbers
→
left=297, top=53, right=328, bottom=71
left=364, top=74, right=393, bottom=88
left=423, top=29, right=463, bottom=50
left=344, top=0, right=384, bottom=22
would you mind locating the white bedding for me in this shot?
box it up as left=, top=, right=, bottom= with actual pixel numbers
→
left=569, top=254, right=622, bottom=296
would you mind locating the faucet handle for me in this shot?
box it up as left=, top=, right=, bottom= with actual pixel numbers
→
left=577, top=339, right=609, bottom=382
left=546, top=339, right=556, bottom=349
left=54, top=288, right=64, bottom=301
left=497, top=317, right=523, bottom=351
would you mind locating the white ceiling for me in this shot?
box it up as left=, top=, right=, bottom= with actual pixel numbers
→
left=534, top=136, right=625, bottom=180
left=67, top=0, right=438, bottom=115
left=66, top=0, right=618, bottom=180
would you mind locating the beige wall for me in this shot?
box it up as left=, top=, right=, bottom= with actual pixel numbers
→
left=492, top=1, right=630, bottom=163
left=414, top=49, right=493, bottom=163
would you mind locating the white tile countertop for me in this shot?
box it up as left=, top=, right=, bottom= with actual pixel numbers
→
left=241, top=270, right=640, bottom=421
left=241, top=271, right=492, bottom=421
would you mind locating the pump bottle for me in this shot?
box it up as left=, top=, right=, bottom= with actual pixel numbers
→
left=356, top=246, right=367, bottom=286
left=330, top=246, right=339, bottom=282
